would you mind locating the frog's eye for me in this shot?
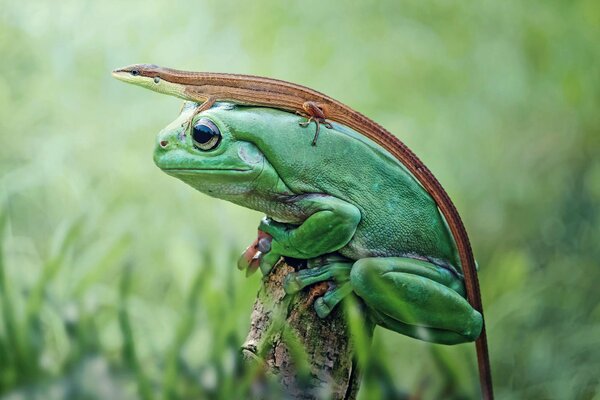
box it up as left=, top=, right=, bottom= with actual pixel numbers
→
left=192, top=118, right=221, bottom=151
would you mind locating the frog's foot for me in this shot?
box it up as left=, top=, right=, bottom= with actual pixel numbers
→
left=237, top=230, right=277, bottom=276
left=296, top=101, right=333, bottom=146
left=314, top=281, right=353, bottom=318
left=283, top=257, right=353, bottom=318
left=284, top=258, right=352, bottom=293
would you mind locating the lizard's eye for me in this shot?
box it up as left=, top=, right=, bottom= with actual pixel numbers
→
left=131, top=70, right=139, bottom=76
left=192, top=118, right=221, bottom=151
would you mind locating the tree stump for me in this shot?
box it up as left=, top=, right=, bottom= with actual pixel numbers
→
left=241, top=260, right=374, bottom=400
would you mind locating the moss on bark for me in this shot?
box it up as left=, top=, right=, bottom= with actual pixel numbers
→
left=241, top=260, right=373, bottom=400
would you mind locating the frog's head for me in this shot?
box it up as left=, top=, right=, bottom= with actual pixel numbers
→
left=112, top=64, right=188, bottom=99
left=153, top=102, right=265, bottom=199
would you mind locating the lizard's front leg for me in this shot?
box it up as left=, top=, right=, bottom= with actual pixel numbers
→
left=237, top=194, right=361, bottom=276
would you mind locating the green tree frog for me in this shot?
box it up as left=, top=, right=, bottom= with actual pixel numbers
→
left=154, top=101, right=483, bottom=345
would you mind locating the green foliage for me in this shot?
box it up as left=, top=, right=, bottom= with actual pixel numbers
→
left=1, top=0, right=599, bottom=398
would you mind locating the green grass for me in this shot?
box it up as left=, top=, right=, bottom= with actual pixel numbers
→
left=1, top=0, right=599, bottom=398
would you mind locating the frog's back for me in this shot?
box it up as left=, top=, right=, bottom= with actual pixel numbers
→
left=218, top=105, right=461, bottom=270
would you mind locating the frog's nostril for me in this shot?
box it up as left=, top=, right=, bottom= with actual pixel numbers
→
left=160, top=140, right=169, bottom=148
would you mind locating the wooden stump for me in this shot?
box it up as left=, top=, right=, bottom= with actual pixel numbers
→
left=241, top=260, right=373, bottom=400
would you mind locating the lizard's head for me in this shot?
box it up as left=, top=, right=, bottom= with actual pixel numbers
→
left=112, top=63, right=187, bottom=98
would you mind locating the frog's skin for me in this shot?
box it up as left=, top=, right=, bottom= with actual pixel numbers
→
left=155, top=101, right=483, bottom=345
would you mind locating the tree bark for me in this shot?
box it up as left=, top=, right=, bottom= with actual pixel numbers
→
left=241, top=260, right=373, bottom=400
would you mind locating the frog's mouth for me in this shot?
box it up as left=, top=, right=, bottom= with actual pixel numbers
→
left=162, top=167, right=252, bottom=173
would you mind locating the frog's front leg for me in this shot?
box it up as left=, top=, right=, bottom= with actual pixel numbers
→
left=238, top=194, right=361, bottom=275
left=351, top=257, right=483, bottom=345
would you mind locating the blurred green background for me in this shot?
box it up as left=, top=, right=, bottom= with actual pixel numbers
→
left=1, top=0, right=599, bottom=399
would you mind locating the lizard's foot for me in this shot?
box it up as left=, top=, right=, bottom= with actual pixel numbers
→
left=296, top=101, right=333, bottom=146
left=180, top=97, right=217, bottom=133
left=297, top=116, right=333, bottom=146
left=296, top=112, right=313, bottom=128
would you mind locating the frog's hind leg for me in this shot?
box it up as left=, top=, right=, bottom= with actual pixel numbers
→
left=284, top=255, right=354, bottom=317
left=284, top=258, right=352, bottom=293
left=350, top=257, right=483, bottom=345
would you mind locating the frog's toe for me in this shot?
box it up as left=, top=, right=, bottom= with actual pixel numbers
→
left=237, top=241, right=263, bottom=276
left=237, top=240, right=259, bottom=271
left=314, top=297, right=332, bottom=318
left=313, top=282, right=353, bottom=318
left=259, top=251, right=281, bottom=276
left=245, top=253, right=262, bottom=277
left=286, top=261, right=353, bottom=291
left=283, top=273, right=302, bottom=294
left=237, top=230, right=273, bottom=276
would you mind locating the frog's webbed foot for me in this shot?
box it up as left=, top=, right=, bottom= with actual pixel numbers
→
left=237, top=217, right=295, bottom=276
left=237, top=230, right=275, bottom=276
left=314, top=282, right=353, bottom=318
left=296, top=101, right=333, bottom=146
left=284, top=254, right=354, bottom=318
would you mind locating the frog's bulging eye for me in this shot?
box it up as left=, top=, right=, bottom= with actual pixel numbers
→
left=192, top=118, right=221, bottom=151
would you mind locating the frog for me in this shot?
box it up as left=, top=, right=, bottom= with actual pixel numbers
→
left=154, top=101, right=483, bottom=345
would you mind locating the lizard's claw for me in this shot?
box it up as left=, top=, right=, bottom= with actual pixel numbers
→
left=296, top=115, right=332, bottom=146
